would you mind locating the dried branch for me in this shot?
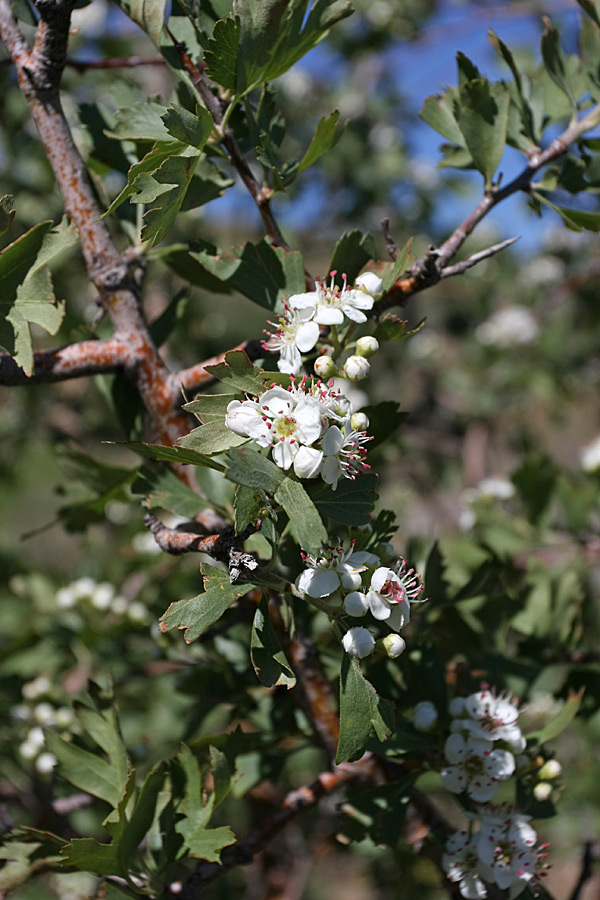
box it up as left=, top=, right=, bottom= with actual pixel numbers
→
left=440, top=236, right=521, bottom=279
left=377, top=103, right=600, bottom=313
left=288, top=629, right=340, bottom=758
left=0, top=339, right=128, bottom=385
left=0, top=0, right=192, bottom=461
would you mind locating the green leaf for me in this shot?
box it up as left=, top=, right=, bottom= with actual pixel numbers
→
left=337, top=656, right=395, bottom=763
left=118, top=0, right=168, bottom=43
left=137, top=153, right=200, bottom=246
left=438, top=142, right=475, bottom=170
left=160, top=564, right=256, bottom=642
left=0, top=218, right=77, bottom=375
left=531, top=190, right=600, bottom=232
left=204, top=349, right=289, bottom=394
left=162, top=104, right=214, bottom=148
left=328, top=230, right=376, bottom=285
left=298, top=110, right=344, bottom=171
left=210, top=745, right=234, bottom=809
left=132, top=464, right=210, bottom=517
left=362, top=401, right=407, bottom=450
left=306, top=474, right=378, bottom=526
left=512, top=455, right=556, bottom=523
left=423, top=542, right=450, bottom=610
left=576, top=0, right=600, bottom=27
left=225, top=447, right=327, bottom=555
left=419, top=89, right=464, bottom=144
left=234, top=484, right=266, bottom=533
left=541, top=20, right=577, bottom=110
left=455, top=78, right=511, bottom=186
left=204, top=16, right=241, bottom=91
left=44, top=702, right=129, bottom=807
left=528, top=688, right=585, bottom=744
left=250, top=596, right=296, bottom=688
left=176, top=745, right=237, bottom=860
left=190, top=238, right=305, bottom=311
left=381, top=237, right=413, bottom=293
left=488, top=31, right=538, bottom=147
left=113, top=440, right=226, bottom=471
left=104, top=97, right=173, bottom=142
left=180, top=156, right=235, bottom=210
left=184, top=393, right=240, bottom=423
left=339, top=777, right=415, bottom=847
left=178, top=420, right=248, bottom=455
left=103, top=140, right=187, bottom=217
left=0, top=194, right=15, bottom=237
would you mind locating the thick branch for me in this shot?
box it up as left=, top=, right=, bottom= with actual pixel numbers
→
left=0, top=339, right=128, bottom=385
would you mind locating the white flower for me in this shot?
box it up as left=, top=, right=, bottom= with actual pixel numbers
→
left=92, top=582, right=114, bottom=610
left=356, top=335, right=380, bottom=358
left=292, top=445, right=323, bottom=479
left=475, top=306, right=539, bottom=347
left=380, top=633, right=406, bottom=658
left=453, top=688, right=525, bottom=751
left=355, top=272, right=384, bottom=298
left=320, top=423, right=371, bottom=490
left=295, top=540, right=380, bottom=599
left=441, top=734, right=515, bottom=802
left=413, top=700, right=438, bottom=732
left=476, top=478, right=515, bottom=500
left=289, top=271, right=375, bottom=325
left=33, top=703, right=56, bottom=725
left=263, top=304, right=320, bottom=375
left=533, top=782, right=552, bottom=801
left=344, top=355, right=371, bottom=381
left=442, top=832, right=488, bottom=899
left=477, top=811, right=541, bottom=898
left=580, top=435, right=600, bottom=472
left=35, top=752, right=58, bottom=774
left=365, top=559, right=425, bottom=630
left=342, top=627, right=375, bottom=658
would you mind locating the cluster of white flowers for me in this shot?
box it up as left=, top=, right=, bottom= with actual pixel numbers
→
left=12, top=677, right=76, bottom=775
left=443, top=807, right=550, bottom=899
left=225, top=377, right=372, bottom=489
left=475, top=306, right=539, bottom=348
left=294, top=539, right=425, bottom=659
left=55, top=576, right=148, bottom=625
left=262, top=271, right=383, bottom=375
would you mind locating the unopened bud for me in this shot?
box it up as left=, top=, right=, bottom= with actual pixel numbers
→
left=413, top=700, right=438, bottom=731
left=356, top=336, right=379, bottom=358
left=379, top=633, right=406, bottom=659
left=351, top=412, right=370, bottom=431
left=342, top=627, right=375, bottom=658
left=314, top=355, right=337, bottom=378
left=344, top=591, right=369, bottom=617
left=344, top=355, right=370, bottom=381
left=538, top=759, right=562, bottom=780
left=533, top=782, right=553, bottom=802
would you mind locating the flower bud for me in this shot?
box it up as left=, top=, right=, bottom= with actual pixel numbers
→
left=380, top=633, right=406, bottom=659
left=344, top=591, right=369, bottom=617
left=314, top=355, right=338, bottom=378
left=344, top=355, right=370, bottom=381
left=342, top=627, right=375, bottom=658
left=355, top=272, right=384, bottom=297
left=35, top=752, right=58, bottom=774
left=413, top=700, right=438, bottom=731
left=538, top=759, right=562, bottom=780
left=356, top=336, right=380, bottom=358
left=351, top=412, right=370, bottom=431
left=533, top=782, right=553, bottom=802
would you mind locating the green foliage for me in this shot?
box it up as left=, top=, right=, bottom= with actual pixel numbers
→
left=337, top=655, right=395, bottom=762
left=161, top=564, right=257, bottom=641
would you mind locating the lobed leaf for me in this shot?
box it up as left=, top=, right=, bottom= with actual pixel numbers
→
left=250, top=596, right=296, bottom=688
left=337, top=656, right=395, bottom=762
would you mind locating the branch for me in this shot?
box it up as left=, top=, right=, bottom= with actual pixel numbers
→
left=440, top=236, right=521, bottom=279
left=0, top=0, right=194, bottom=464
left=0, top=339, right=128, bottom=385
left=168, top=339, right=266, bottom=403
left=377, top=103, right=600, bottom=313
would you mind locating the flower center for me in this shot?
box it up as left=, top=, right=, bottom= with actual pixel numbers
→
left=381, top=579, right=406, bottom=604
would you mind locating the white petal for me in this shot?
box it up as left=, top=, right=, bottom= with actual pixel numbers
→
left=355, top=272, right=383, bottom=296
left=348, top=551, right=380, bottom=567
left=366, top=590, right=391, bottom=620
left=342, top=306, right=368, bottom=324
left=444, top=733, right=468, bottom=763
left=459, top=874, right=488, bottom=900
left=293, top=445, right=323, bottom=479
left=260, top=387, right=295, bottom=417
left=288, top=291, right=319, bottom=310
left=272, top=440, right=297, bottom=470
left=296, top=567, right=340, bottom=599
left=441, top=765, right=469, bottom=794
left=344, top=591, right=369, bottom=616
left=467, top=775, right=498, bottom=803
left=370, top=567, right=395, bottom=592
left=295, top=320, right=320, bottom=353
left=278, top=343, right=303, bottom=375
left=485, top=749, right=515, bottom=780
left=322, top=424, right=345, bottom=456
left=320, top=456, right=342, bottom=488
left=315, top=307, right=344, bottom=325
left=388, top=603, right=409, bottom=631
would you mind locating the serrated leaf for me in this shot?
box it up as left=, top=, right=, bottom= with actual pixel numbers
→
left=162, top=104, right=213, bottom=148
left=225, top=447, right=327, bottom=554
left=528, top=688, right=585, bottom=744
left=250, top=596, right=296, bottom=688
left=184, top=393, right=241, bottom=423
left=180, top=156, right=235, bottom=210
left=438, top=142, right=475, bottom=169
left=61, top=838, right=124, bottom=877
left=381, top=238, right=413, bottom=292
left=0, top=217, right=77, bottom=375
left=113, top=440, right=226, bottom=471
left=329, top=230, right=376, bottom=285
left=178, top=419, right=249, bottom=455
left=541, top=20, right=576, bottom=110
left=419, top=89, right=464, bottom=144
left=337, top=656, right=395, bottom=763
left=234, top=484, right=265, bottom=533
left=132, top=464, right=210, bottom=517
left=488, top=31, right=538, bottom=147
left=103, top=140, right=187, bottom=217
left=175, top=744, right=236, bottom=861
left=531, top=190, right=600, bottom=232
left=104, top=97, right=173, bottom=142
left=138, top=154, right=200, bottom=246
left=160, top=564, right=256, bottom=642
left=455, top=79, right=510, bottom=186
left=298, top=109, right=344, bottom=171
left=362, top=402, right=407, bottom=450
left=0, top=194, right=15, bottom=237
left=210, top=745, right=233, bottom=809
left=306, top=474, right=378, bottom=525
left=190, top=238, right=305, bottom=311
left=204, top=16, right=241, bottom=91
left=204, top=349, right=287, bottom=394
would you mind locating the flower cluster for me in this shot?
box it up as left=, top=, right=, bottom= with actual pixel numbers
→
left=442, top=688, right=525, bottom=803
left=55, top=576, right=148, bottom=625
left=225, top=378, right=371, bottom=489
left=263, top=271, right=383, bottom=375
left=12, top=676, right=76, bottom=775
left=443, top=808, right=550, bottom=899
left=294, top=539, right=426, bottom=658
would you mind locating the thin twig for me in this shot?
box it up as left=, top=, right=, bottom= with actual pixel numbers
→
left=568, top=839, right=596, bottom=900
left=0, top=53, right=166, bottom=71
left=381, top=217, right=399, bottom=260
left=440, top=236, right=521, bottom=278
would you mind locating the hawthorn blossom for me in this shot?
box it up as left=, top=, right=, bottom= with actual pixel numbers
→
left=288, top=270, right=375, bottom=325
left=343, top=355, right=370, bottom=380
left=295, top=540, right=380, bottom=599
left=320, top=423, right=371, bottom=490
left=262, top=305, right=320, bottom=375
left=450, top=688, right=525, bottom=752
left=441, top=734, right=515, bottom=802
left=342, top=626, right=375, bottom=658
left=442, top=831, right=487, bottom=899
left=477, top=809, right=545, bottom=898
left=365, top=559, right=425, bottom=630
